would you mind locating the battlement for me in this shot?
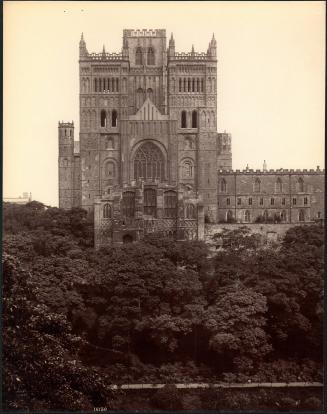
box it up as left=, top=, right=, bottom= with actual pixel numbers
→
left=87, top=52, right=123, bottom=61
left=218, top=167, right=325, bottom=175
left=171, top=51, right=214, bottom=61
left=58, top=121, right=74, bottom=127
left=123, top=29, right=166, bottom=37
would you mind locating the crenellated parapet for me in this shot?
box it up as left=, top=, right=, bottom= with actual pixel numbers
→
left=87, top=52, right=124, bottom=61
left=218, top=167, right=325, bottom=175
left=124, top=29, right=166, bottom=37
left=58, top=121, right=74, bottom=128
left=171, top=52, right=212, bottom=61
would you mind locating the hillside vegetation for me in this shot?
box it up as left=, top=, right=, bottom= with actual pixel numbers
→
left=2, top=201, right=324, bottom=411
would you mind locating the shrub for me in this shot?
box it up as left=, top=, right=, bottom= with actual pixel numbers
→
left=278, top=397, right=298, bottom=412
left=151, top=384, right=182, bottom=410
left=301, top=396, right=322, bottom=411
left=182, top=394, right=202, bottom=410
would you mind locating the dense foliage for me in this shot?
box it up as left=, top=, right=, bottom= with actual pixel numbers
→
left=2, top=201, right=324, bottom=410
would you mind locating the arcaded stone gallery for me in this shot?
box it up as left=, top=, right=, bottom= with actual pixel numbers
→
left=58, top=29, right=324, bottom=248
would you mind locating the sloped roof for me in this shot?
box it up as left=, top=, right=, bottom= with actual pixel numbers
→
left=129, top=98, right=169, bottom=121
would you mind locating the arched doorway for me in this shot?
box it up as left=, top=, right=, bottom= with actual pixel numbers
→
left=133, top=142, right=165, bottom=182
left=122, top=234, right=133, bottom=244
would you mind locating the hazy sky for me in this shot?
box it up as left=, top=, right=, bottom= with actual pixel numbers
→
left=4, top=1, right=325, bottom=207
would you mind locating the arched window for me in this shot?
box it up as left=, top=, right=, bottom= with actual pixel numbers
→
left=181, top=110, right=187, bottom=128
left=184, top=137, right=192, bottom=149
left=147, top=47, right=155, bottom=65
left=299, top=209, right=305, bottom=222
left=136, top=88, right=145, bottom=109
left=281, top=210, right=287, bottom=222
left=122, top=191, right=135, bottom=218
left=263, top=210, right=269, bottom=222
left=227, top=210, right=233, bottom=222
left=179, top=78, right=182, bottom=92
left=106, top=138, right=114, bottom=149
left=112, top=110, right=117, bottom=127
left=276, top=177, right=283, bottom=193
left=192, top=78, right=195, bottom=92
left=197, top=78, right=200, bottom=92
left=134, top=142, right=165, bottom=182
left=94, top=78, right=98, bottom=92
left=188, top=78, right=191, bottom=92
left=103, top=203, right=111, bottom=219
left=183, top=78, right=187, bottom=92
left=201, top=79, right=204, bottom=92
left=245, top=210, right=251, bottom=222
left=254, top=178, right=261, bottom=192
left=181, top=159, right=194, bottom=178
left=164, top=190, right=177, bottom=218
left=135, top=47, right=143, bottom=65
left=147, top=88, right=153, bottom=100
left=298, top=177, right=304, bottom=192
left=186, top=203, right=196, bottom=219
left=100, top=110, right=107, bottom=127
left=144, top=188, right=157, bottom=216
left=192, top=110, right=197, bottom=128
left=220, top=178, right=227, bottom=193
left=104, top=161, right=115, bottom=178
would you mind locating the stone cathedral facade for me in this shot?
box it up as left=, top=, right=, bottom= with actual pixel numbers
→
left=58, top=29, right=324, bottom=248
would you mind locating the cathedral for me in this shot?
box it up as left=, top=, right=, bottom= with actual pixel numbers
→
left=58, top=29, right=324, bottom=248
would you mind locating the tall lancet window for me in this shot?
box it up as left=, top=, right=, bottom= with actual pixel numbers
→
left=135, top=47, right=143, bottom=65
left=147, top=47, right=155, bottom=65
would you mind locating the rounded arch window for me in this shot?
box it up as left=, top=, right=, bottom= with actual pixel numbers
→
left=134, top=142, right=165, bottom=182
left=104, top=160, right=116, bottom=178
left=181, top=159, right=194, bottom=179
left=136, top=88, right=145, bottom=109
left=281, top=210, right=287, bottom=222
left=106, top=137, right=114, bottom=149
left=146, top=88, right=154, bottom=101
left=103, top=203, right=112, bottom=219
left=227, top=210, right=234, bottom=222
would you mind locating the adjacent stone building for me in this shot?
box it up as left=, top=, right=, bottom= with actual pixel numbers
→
left=58, top=29, right=324, bottom=248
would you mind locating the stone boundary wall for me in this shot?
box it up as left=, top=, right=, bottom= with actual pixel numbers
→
left=108, top=382, right=323, bottom=390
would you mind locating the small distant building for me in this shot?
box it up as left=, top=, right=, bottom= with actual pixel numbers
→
left=4, top=192, right=32, bottom=205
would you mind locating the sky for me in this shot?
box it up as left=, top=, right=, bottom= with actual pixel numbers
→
left=4, top=1, right=325, bottom=207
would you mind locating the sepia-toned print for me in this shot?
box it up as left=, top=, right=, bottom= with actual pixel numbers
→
left=3, top=2, right=324, bottom=412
